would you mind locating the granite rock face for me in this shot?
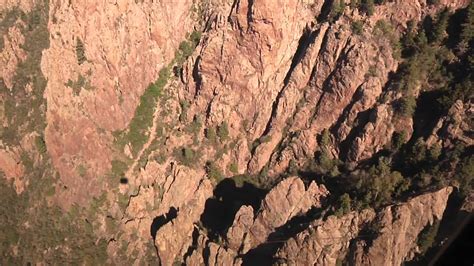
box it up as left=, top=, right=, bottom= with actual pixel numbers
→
left=276, top=187, right=453, bottom=266
left=1, top=0, right=471, bottom=264
left=229, top=176, right=329, bottom=253
left=185, top=176, right=329, bottom=265
left=41, top=0, right=196, bottom=206
left=350, top=187, right=453, bottom=265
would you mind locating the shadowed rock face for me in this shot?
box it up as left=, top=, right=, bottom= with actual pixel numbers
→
left=1, top=0, right=472, bottom=264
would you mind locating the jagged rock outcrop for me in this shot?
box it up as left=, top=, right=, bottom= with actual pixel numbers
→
left=105, top=162, right=213, bottom=265
left=0, top=148, right=25, bottom=193
left=178, top=0, right=470, bottom=180
left=185, top=0, right=315, bottom=139
left=426, top=100, right=474, bottom=148
left=185, top=176, right=328, bottom=264
left=154, top=178, right=213, bottom=266
left=350, top=187, right=453, bottom=265
left=276, top=187, right=453, bottom=266
left=229, top=176, right=328, bottom=254
left=0, top=24, right=26, bottom=90
left=186, top=234, right=242, bottom=266
left=275, top=209, right=376, bottom=265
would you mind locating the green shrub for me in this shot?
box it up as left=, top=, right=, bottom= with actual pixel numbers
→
left=183, top=148, right=195, bottom=161
left=318, top=149, right=339, bottom=174
left=111, top=159, right=128, bottom=178
left=118, top=193, right=129, bottom=211
left=232, top=174, right=265, bottom=188
left=374, top=19, right=401, bottom=59
left=335, top=193, right=351, bottom=217
left=353, top=157, right=408, bottom=208
left=457, top=156, right=474, bottom=196
left=179, top=100, right=189, bottom=122
left=116, top=67, right=168, bottom=156
left=431, top=8, right=450, bottom=43
left=206, top=161, right=223, bottom=183
left=461, top=1, right=474, bottom=42
left=65, top=74, right=94, bottom=95
left=35, top=135, right=47, bottom=154
left=329, top=0, right=345, bottom=22
left=76, top=37, right=86, bottom=64
left=350, top=0, right=360, bottom=9
left=205, top=127, right=217, bottom=143
left=417, top=220, right=440, bottom=254
left=175, top=147, right=198, bottom=166
left=175, top=30, right=201, bottom=65
left=391, top=131, right=407, bottom=151
left=217, top=122, right=229, bottom=142
left=366, top=65, right=377, bottom=77
left=77, top=164, right=87, bottom=177
left=229, top=162, right=239, bottom=174
left=398, top=95, right=417, bottom=117
left=260, top=135, right=271, bottom=143
left=190, top=30, right=202, bottom=44
left=352, top=20, right=364, bottom=35
left=186, top=116, right=202, bottom=135
left=361, top=0, right=375, bottom=16
left=320, top=128, right=331, bottom=147
left=428, top=143, right=442, bottom=161
left=179, top=41, right=193, bottom=58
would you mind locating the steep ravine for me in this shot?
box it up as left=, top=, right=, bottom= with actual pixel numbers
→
left=0, top=0, right=472, bottom=264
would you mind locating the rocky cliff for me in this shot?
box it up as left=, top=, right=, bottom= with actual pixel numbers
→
left=1, top=0, right=472, bottom=264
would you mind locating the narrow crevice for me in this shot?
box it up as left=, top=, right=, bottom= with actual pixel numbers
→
left=283, top=27, right=318, bottom=86
left=307, top=27, right=332, bottom=88
left=192, top=55, right=202, bottom=99
left=411, top=90, right=446, bottom=141
left=316, top=0, right=335, bottom=23
left=251, top=26, right=319, bottom=155
left=242, top=207, right=325, bottom=265
left=182, top=227, right=201, bottom=262
left=338, top=108, right=373, bottom=161
left=246, top=27, right=333, bottom=166
left=204, top=95, right=215, bottom=121
left=309, top=43, right=356, bottom=125
left=247, top=0, right=254, bottom=27
left=203, top=240, right=213, bottom=266
left=329, top=83, right=365, bottom=140
left=228, top=0, right=241, bottom=26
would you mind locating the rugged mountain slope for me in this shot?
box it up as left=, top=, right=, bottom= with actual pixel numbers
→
left=1, top=0, right=473, bottom=264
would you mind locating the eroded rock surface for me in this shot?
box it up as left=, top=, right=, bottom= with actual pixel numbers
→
left=276, top=187, right=453, bottom=266
left=275, top=209, right=376, bottom=265
left=350, top=187, right=453, bottom=265
left=1, top=0, right=472, bottom=264
left=41, top=0, right=196, bottom=206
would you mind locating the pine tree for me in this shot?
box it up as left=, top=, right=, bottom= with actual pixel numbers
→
left=461, top=1, right=474, bottom=43
left=361, top=0, right=375, bottom=16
